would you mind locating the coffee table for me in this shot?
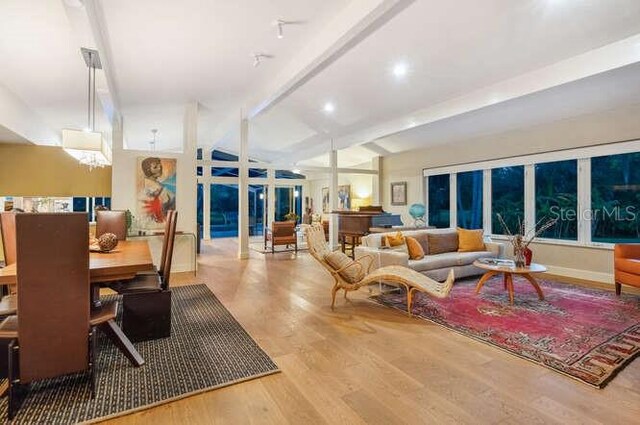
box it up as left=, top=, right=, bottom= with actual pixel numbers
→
left=473, top=259, right=547, bottom=305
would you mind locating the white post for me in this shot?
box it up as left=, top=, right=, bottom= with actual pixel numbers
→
left=329, top=147, right=339, bottom=249
left=237, top=115, right=249, bottom=259
left=182, top=102, right=198, bottom=235
left=371, top=156, right=381, bottom=205
left=267, top=168, right=276, bottom=227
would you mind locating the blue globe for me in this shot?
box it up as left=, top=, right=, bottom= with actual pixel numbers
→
left=409, top=203, right=426, bottom=221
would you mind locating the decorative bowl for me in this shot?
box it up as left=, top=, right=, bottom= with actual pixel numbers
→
left=96, top=233, right=118, bottom=252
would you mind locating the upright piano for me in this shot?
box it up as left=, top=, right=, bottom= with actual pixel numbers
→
left=332, top=207, right=403, bottom=257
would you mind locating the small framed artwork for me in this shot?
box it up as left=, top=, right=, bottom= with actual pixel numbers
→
left=390, top=182, right=407, bottom=206
left=322, top=187, right=329, bottom=213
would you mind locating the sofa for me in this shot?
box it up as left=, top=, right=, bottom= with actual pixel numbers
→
left=354, top=228, right=505, bottom=281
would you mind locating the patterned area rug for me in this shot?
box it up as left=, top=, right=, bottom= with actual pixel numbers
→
left=0, top=284, right=279, bottom=424
left=370, top=276, right=640, bottom=388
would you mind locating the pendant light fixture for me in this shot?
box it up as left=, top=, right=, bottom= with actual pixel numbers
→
left=62, top=48, right=112, bottom=170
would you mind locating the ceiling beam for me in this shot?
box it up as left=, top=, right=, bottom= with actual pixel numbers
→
left=282, top=33, right=640, bottom=164
left=0, top=82, right=59, bottom=145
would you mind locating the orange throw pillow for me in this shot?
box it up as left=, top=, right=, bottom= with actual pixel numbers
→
left=384, top=231, right=405, bottom=247
left=405, top=236, right=425, bottom=260
left=457, top=228, right=485, bottom=252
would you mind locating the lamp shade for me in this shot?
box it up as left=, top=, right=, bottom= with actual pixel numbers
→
left=62, top=128, right=112, bottom=167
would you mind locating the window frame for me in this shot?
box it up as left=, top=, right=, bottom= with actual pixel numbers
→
left=422, top=139, right=640, bottom=250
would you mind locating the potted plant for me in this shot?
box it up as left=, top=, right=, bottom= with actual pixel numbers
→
left=284, top=211, right=299, bottom=223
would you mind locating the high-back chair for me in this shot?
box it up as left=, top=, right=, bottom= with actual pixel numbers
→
left=264, top=220, right=297, bottom=253
left=96, top=210, right=127, bottom=240
left=0, top=212, right=18, bottom=315
left=0, top=213, right=115, bottom=420
left=119, top=211, right=178, bottom=342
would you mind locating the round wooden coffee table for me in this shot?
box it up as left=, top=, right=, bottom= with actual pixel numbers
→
left=473, top=259, right=547, bottom=305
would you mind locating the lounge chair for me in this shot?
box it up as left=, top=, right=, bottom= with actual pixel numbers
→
left=303, top=224, right=455, bottom=315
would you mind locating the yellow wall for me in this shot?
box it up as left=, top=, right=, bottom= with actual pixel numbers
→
left=0, top=144, right=111, bottom=196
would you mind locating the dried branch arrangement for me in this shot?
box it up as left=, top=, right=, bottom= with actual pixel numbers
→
left=496, top=214, right=558, bottom=267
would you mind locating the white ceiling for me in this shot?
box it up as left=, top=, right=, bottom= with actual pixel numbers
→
left=1, top=0, right=640, bottom=166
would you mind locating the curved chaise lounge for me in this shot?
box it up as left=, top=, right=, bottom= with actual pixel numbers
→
left=304, top=224, right=454, bottom=315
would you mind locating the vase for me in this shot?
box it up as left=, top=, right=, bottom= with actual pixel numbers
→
left=514, top=247, right=526, bottom=268
left=524, top=247, right=533, bottom=266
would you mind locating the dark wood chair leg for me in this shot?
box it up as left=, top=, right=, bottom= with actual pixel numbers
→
left=8, top=339, right=21, bottom=420
left=615, top=282, right=622, bottom=296
left=89, top=327, right=96, bottom=398
left=98, top=319, right=145, bottom=367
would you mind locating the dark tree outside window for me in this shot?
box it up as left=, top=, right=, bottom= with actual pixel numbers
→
left=591, top=152, right=640, bottom=243
left=457, top=170, right=483, bottom=229
left=428, top=174, right=450, bottom=228
left=535, top=160, right=577, bottom=240
left=492, top=166, right=524, bottom=235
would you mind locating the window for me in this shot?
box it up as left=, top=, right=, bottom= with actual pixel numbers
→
left=211, top=167, right=239, bottom=177
left=428, top=174, right=450, bottom=228
left=210, top=184, right=238, bottom=238
left=275, top=170, right=305, bottom=179
left=457, top=170, right=483, bottom=229
left=492, top=166, right=524, bottom=234
left=196, top=148, right=203, bottom=160
left=535, top=160, right=577, bottom=240
left=249, top=168, right=267, bottom=178
left=591, top=152, right=640, bottom=243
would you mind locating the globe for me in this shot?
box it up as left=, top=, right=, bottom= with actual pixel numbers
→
left=408, top=203, right=426, bottom=226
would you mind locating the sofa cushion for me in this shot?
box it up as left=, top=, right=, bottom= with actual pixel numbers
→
left=409, top=251, right=495, bottom=272
left=405, top=236, right=425, bottom=260
left=615, top=258, right=640, bottom=275
left=384, top=231, right=405, bottom=247
left=324, top=251, right=364, bottom=283
left=457, top=228, right=485, bottom=252
left=427, top=231, right=459, bottom=254
left=413, top=233, right=430, bottom=255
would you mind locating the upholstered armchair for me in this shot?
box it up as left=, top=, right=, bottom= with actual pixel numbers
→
left=614, top=244, right=640, bottom=295
left=264, top=221, right=297, bottom=254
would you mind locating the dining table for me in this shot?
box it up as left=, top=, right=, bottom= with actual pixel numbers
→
left=0, top=239, right=154, bottom=368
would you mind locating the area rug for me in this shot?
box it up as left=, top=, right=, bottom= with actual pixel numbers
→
left=0, top=284, right=279, bottom=424
left=370, top=276, right=640, bottom=388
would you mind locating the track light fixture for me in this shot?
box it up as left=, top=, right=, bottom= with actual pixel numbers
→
left=274, top=19, right=287, bottom=39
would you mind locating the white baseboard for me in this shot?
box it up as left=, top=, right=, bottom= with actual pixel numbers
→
left=545, top=265, right=613, bottom=284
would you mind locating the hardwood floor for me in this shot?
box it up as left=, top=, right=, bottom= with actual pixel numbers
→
left=106, top=239, right=640, bottom=425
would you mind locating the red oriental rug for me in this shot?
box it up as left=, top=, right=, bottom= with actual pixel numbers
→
left=370, top=276, right=640, bottom=388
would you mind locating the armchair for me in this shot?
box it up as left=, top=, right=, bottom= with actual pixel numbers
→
left=614, top=244, right=640, bottom=295
left=264, top=221, right=297, bottom=254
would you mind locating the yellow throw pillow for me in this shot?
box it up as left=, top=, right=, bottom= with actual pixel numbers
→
left=384, top=231, right=405, bottom=247
left=405, top=236, right=425, bottom=260
left=457, top=228, right=485, bottom=252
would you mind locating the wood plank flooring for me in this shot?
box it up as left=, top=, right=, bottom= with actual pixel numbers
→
left=106, top=240, right=640, bottom=425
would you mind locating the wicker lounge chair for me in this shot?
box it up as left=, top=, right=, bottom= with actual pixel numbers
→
left=303, top=224, right=455, bottom=315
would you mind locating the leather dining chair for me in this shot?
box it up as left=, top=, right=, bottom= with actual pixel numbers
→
left=111, top=211, right=177, bottom=342
left=0, top=213, right=117, bottom=420
left=96, top=210, right=127, bottom=240
left=0, top=212, right=18, bottom=316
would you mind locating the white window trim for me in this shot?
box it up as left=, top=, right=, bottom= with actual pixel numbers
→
left=422, top=139, right=640, bottom=249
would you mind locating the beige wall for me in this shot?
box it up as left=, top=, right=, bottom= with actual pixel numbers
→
left=380, top=103, right=640, bottom=282
left=307, top=173, right=374, bottom=218
left=0, top=144, right=111, bottom=196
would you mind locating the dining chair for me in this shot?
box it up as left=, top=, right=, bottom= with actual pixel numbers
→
left=0, top=212, right=18, bottom=316
left=118, top=211, right=178, bottom=342
left=96, top=210, right=127, bottom=240
left=0, top=213, right=117, bottom=420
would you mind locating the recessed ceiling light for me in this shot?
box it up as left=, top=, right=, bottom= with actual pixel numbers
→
left=323, top=102, right=335, bottom=113
left=393, top=62, right=408, bottom=78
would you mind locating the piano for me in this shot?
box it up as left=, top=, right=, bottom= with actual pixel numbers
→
left=332, top=207, right=402, bottom=257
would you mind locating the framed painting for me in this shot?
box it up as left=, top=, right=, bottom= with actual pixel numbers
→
left=322, top=187, right=329, bottom=213
left=137, top=156, right=177, bottom=229
left=391, top=182, right=407, bottom=206
left=338, top=185, right=351, bottom=210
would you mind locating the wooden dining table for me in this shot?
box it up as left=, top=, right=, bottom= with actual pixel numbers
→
left=0, top=240, right=154, bottom=367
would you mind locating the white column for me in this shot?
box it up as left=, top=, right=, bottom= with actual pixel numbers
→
left=202, top=179, right=210, bottom=240
left=182, top=102, right=199, bottom=236
left=267, top=168, right=276, bottom=227
left=329, top=148, right=339, bottom=249
left=371, top=156, right=381, bottom=205
left=237, top=116, right=249, bottom=259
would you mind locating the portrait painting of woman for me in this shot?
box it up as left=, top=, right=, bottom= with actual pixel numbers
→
left=137, top=156, right=177, bottom=228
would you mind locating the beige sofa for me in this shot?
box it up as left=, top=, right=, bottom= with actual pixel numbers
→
left=354, top=228, right=504, bottom=281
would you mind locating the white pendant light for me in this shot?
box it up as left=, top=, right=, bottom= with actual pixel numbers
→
left=63, top=48, right=111, bottom=170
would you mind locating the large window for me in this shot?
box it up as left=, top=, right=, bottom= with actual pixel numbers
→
left=591, top=152, right=640, bottom=243
left=457, top=170, right=483, bottom=229
left=428, top=174, right=450, bottom=228
left=535, top=160, right=577, bottom=240
left=210, top=184, right=238, bottom=238
left=492, top=166, right=524, bottom=234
